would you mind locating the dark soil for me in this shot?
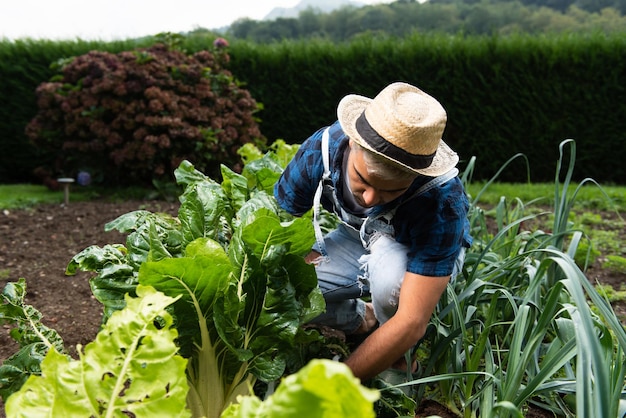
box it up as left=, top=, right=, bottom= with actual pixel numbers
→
left=1, top=200, right=624, bottom=417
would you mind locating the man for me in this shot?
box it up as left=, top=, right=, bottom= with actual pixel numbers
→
left=274, top=82, right=472, bottom=381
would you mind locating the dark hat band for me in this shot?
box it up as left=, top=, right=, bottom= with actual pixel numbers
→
left=355, top=112, right=435, bottom=169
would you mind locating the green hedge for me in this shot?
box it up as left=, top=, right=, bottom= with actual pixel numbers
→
left=225, top=32, right=626, bottom=184
left=1, top=32, right=625, bottom=184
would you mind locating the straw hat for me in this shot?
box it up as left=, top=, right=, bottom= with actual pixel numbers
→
left=337, top=82, right=458, bottom=177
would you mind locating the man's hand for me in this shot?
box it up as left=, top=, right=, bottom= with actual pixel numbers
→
left=344, top=272, right=450, bottom=381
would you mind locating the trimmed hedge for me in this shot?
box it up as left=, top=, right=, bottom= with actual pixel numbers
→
left=225, top=32, right=626, bottom=184
left=1, top=32, right=625, bottom=184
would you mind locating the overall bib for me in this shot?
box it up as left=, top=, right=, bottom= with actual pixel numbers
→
left=309, top=128, right=462, bottom=333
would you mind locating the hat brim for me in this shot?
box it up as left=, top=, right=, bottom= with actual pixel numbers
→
left=337, top=93, right=459, bottom=177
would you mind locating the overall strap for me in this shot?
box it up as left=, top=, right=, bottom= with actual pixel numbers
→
left=313, top=128, right=332, bottom=259
left=415, top=168, right=459, bottom=196
left=379, top=168, right=460, bottom=223
left=321, top=127, right=331, bottom=181
left=363, top=167, right=460, bottom=248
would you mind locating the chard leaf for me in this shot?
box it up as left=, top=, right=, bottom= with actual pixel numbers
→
left=174, top=159, right=210, bottom=187
left=237, top=139, right=298, bottom=167
left=236, top=192, right=279, bottom=225
left=213, top=281, right=254, bottom=363
left=280, top=254, right=322, bottom=311
left=5, top=285, right=190, bottom=418
left=0, top=281, right=65, bottom=350
left=237, top=142, right=265, bottom=165
left=241, top=210, right=315, bottom=262
left=105, top=210, right=184, bottom=266
left=0, top=342, right=49, bottom=402
left=66, top=244, right=137, bottom=319
left=139, top=238, right=232, bottom=313
left=240, top=154, right=284, bottom=194
left=138, top=239, right=233, bottom=356
left=65, top=243, right=129, bottom=275
left=221, top=164, right=250, bottom=213
left=227, top=193, right=281, bottom=271
left=146, top=221, right=176, bottom=262
left=67, top=212, right=183, bottom=322
left=0, top=279, right=65, bottom=401
left=179, top=180, right=233, bottom=245
left=268, top=139, right=299, bottom=167
left=221, top=359, right=380, bottom=418
left=103, top=209, right=154, bottom=234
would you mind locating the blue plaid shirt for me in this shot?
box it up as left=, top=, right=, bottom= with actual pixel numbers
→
left=274, top=121, right=472, bottom=277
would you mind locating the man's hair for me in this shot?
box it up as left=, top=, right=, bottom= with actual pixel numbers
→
left=349, top=141, right=418, bottom=181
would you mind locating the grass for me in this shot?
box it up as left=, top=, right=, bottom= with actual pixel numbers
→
left=464, top=181, right=626, bottom=275
left=0, top=184, right=94, bottom=209
left=466, top=181, right=626, bottom=212
left=0, top=183, right=165, bottom=210
left=596, top=283, right=626, bottom=303
left=2, top=182, right=625, bottom=211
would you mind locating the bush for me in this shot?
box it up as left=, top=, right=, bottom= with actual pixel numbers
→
left=25, top=36, right=266, bottom=187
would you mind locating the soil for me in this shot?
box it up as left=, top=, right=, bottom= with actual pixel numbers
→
left=1, top=199, right=624, bottom=417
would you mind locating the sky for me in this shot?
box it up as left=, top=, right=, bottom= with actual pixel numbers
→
left=1, top=0, right=391, bottom=42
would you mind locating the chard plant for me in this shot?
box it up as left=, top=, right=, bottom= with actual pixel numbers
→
left=2, top=142, right=330, bottom=417
left=3, top=284, right=377, bottom=418
left=0, top=279, right=66, bottom=401
left=5, top=285, right=190, bottom=417
left=221, top=359, right=380, bottom=418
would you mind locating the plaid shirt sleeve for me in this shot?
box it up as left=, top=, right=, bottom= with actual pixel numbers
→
left=394, top=177, right=472, bottom=277
left=273, top=127, right=326, bottom=216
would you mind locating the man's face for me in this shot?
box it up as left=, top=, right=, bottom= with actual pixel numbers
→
left=346, top=148, right=414, bottom=208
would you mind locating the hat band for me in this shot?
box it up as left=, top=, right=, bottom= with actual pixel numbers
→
left=355, top=113, right=435, bottom=169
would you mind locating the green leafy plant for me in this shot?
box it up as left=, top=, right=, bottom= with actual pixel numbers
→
left=71, top=159, right=323, bottom=417
left=603, top=255, right=626, bottom=275
left=222, top=359, right=380, bottom=418
left=2, top=143, right=327, bottom=417
left=0, top=279, right=66, bottom=401
left=5, top=285, right=189, bottom=417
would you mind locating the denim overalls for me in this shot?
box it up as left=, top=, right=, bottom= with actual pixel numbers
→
left=309, top=128, right=463, bottom=333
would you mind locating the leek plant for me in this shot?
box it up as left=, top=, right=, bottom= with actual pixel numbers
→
left=411, top=140, right=626, bottom=417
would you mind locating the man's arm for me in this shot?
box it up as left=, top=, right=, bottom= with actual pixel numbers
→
left=343, top=271, right=450, bottom=381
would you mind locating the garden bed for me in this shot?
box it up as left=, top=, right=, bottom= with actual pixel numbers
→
left=1, top=199, right=624, bottom=417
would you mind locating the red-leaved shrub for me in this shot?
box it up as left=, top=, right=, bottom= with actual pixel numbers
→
left=26, top=37, right=265, bottom=186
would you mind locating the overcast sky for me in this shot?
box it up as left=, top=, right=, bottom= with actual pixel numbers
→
left=1, top=0, right=391, bottom=42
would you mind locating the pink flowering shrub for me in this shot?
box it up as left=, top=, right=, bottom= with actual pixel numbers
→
left=26, top=40, right=265, bottom=186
